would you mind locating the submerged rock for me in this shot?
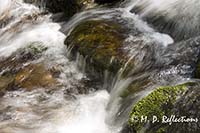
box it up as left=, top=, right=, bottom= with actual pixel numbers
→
left=15, top=64, right=56, bottom=90
left=0, top=42, right=57, bottom=93
left=0, top=62, right=57, bottom=92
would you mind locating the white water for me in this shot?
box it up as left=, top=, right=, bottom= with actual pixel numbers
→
left=0, top=0, right=120, bottom=133
left=0, top=89, right=119, bottom=133
left=0, top=0, right=189, bottom=133
left=126, top=0, right=200, bottom=40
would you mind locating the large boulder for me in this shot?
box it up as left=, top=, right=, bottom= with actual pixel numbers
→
left=65, top=19, right=159, bottom=79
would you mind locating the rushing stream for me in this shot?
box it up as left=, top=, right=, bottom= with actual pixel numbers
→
left=0, top=0, right=199, bottom=133
left=0, top=0, right=120, bottom=132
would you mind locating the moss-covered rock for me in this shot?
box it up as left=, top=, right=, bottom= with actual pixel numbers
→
left=128, top=83, right=193, bottom=132
left=166, top=84, right=200, bottom=133
left=65, top=20, right=133, bottom=75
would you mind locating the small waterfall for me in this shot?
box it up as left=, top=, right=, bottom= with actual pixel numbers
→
left=0, top=0, right=199, bottom=133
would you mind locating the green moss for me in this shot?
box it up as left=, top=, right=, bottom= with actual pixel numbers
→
left=129, top=83, right=189, bottom=132
left=156, top=127, right=166, bottom=133
left=65, top=20, right=129, bottom=73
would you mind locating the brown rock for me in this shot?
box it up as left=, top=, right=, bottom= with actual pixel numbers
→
left=15, top=64, right=56, bottom=90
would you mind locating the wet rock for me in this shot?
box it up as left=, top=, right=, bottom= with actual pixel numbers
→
left=95, top=0, right=121, bottom=4
left=0, top=74, right=15, bottom=96
left=119, top=74, right=152, bottom=99
left=195, top=62, right=200, bottom=78
left=0, top=63, right=57, bottom=92
left=0, top=41, right=47, bottom=73
left=24, top=0, right=95, bottom=19
left=167, top=83, right=200, bottom=133
left=15, top=64, right=56, bottom=90
left=0, top=42, right=57, bottom=92
left=65, top=20, right=132, bottom=76
left=127, top=82, right=199, bottom=133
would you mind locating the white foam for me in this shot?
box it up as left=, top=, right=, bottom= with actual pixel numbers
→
left=0, top=89, right=119, bottom=133
left=55, top=90, right=119, bottom=133
left=0, top=1, right=120, bottom=133
left=0, top=22, right=65, bottom=57
left=126, top=0, right=200, bottom=39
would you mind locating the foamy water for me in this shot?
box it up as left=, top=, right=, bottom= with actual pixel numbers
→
left=0, top=1, right=118, bottom=133
left=126, top=0, right=200, bottom=40
left=1, top=0, right=194, bottom=133
left=0, top=89, right=119, bottom=133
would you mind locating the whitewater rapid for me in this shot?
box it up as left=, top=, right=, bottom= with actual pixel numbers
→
left=0, top=0, right=177, bottom=133
left=0, top=0, right=120, bottom=133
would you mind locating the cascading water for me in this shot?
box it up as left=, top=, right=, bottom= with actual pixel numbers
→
left=0, top=0, right=199, bottom=133
left=0, top=0, right=118, bottom=133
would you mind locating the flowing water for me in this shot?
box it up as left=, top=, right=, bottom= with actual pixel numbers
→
left=0, top=0, right=199, bottom=133
left=126, top=0, right=200, bottom=41
left=0, top=0, right=122, bottom=132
